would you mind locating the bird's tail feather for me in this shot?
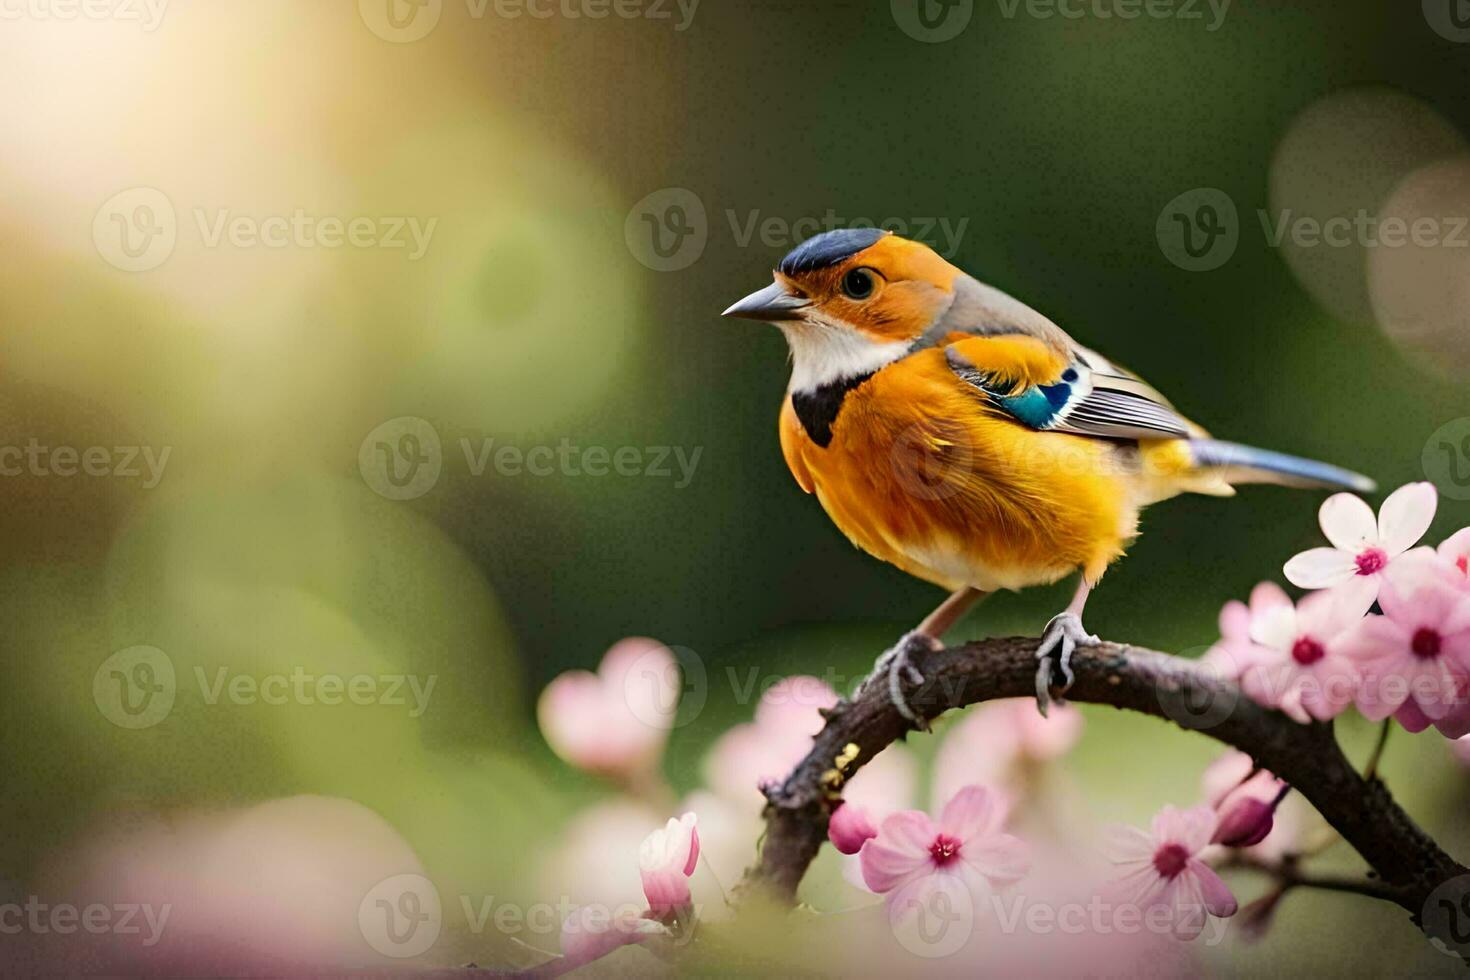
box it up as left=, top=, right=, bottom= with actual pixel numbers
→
left=1189, top=439, right=1376, bottom=493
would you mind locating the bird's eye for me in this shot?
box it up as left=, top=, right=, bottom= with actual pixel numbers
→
left=841, top=268, right=876, bottom=301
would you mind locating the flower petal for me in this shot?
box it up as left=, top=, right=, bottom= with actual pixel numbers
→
left=1379, top=483, right=1438, bottom=556
left=876, top=809, right=937, bottom=857
left=1284, top=548, right=1357, bottom=590
left=1320, top=493, right=1379, bottom=552
left=959, top=832, right=1030, bottom=887
left=884, top=868, right=974, bottom=933
left=1250, top=602, right=1298, bottom=651
left=1188, top=859, right=1238, bottom=917
left=1248, top=581, right=1293, bottom=616
left=1102, top=823, right=1157, bottom=864
left=1219, top=599, right=1250, bottom=641
left=1396, top=699, right=1433, bottom=733
left=1328, top=573, right=1380, bottom=619
left=1152, top=804, right=1217, bottom=853
left=1163, top=875, right=1208, bottom=941
left=860, top=810, right=938, bottom=893
left=861, top=837, right=932, bottom=894
left=938, top=785, right=1004, bottom=842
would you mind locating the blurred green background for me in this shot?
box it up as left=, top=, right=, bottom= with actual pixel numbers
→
left=1, top=0, right=1468, bottom=974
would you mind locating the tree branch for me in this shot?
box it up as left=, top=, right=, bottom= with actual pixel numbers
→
left=1222, top=854, right=1407, bottom=904
left=735, top=636, right=1466, bottom=941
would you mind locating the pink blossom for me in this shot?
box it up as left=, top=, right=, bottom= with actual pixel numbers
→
left=1233, top=585, right=1362, bottom=723
left=1389, top=528, right=1470, bottom=597
left=537, top=638, right=679, bottom=779
left=1201, top=582, right=1291, bottom=679
left=703, top=676, right=838, bottom=805
left=859, top=785, right=1029, bottom=922
left=1104, top=806, right=1237, bottom=941
left=1338, top=580, right=1470, bottom=727
left=1283, top=483, right=1438, bottom=616
left=638, top=813, right=699, bottom=916
left=931, top=698, right=1083, bottom=809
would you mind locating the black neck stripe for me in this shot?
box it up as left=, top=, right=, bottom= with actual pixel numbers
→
left=791, top=372, right=876, bottom=448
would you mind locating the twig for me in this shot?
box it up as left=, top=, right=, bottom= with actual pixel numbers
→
left=1221, top=854, right=1406, bottom=904
left=1364, top=718, right=1393, bottom=782
left=734, top=636, right=1466, bottom=944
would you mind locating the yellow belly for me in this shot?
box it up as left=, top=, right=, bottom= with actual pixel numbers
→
left=780, top=349, right=1171, bottom=592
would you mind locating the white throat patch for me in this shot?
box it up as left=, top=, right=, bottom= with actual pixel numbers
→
left=779, top=317, right=912, bottom=393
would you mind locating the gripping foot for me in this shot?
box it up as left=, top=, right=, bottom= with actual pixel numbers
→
left=865, top=631, right=941, bottom=730
left=1034, top=612, right=1099, bottom=716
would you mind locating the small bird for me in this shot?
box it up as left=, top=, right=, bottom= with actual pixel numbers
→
left=723, top=228, right=1373, bottom=722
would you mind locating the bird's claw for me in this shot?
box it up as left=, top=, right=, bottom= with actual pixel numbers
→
left=1034, top=612, right=1100, bottom=717
left=862, top=631, right=940, bottom=730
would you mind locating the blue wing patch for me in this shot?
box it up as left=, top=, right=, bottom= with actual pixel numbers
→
left=945, top=345, right=1192, bottom=440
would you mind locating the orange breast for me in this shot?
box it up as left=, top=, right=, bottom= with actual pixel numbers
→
left=779, top=349, right=1136, bottom=591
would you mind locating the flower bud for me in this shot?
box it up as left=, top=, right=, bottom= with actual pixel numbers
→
left=639, top=813, right=699, bottom=916
left=1212, top=796, right=1274, bottom=848
left=827, top=802, right=877, bottom=855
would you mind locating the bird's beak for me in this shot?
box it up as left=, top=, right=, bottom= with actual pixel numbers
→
left=721, top=281, right=809, bottom=322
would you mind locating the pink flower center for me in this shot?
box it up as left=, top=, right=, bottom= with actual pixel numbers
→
left=929, top=834, right=962, bottom=867
left=1355, top=548, right=1387, bottom=576
left=1458, top=556, right=1468, bottom=576
left=1291, top=636, right=1326, bottom=666
left=1412, top=628, right=1443, bottom=659
left=1152, top=842, right=1189, bottom=880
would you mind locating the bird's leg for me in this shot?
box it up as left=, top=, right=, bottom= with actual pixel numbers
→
left=1035, top=576, right=1101, bottom=716
left=863, top=587, right=988, bottom=730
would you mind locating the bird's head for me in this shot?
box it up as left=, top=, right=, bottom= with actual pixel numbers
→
left=722, top=228, right=965, bottom=391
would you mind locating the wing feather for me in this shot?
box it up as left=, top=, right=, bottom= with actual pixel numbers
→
left=945, top=337, right=1193, bottom=441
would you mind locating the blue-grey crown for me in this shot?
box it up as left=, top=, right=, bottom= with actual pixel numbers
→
left=776, top=228, right=887, bottom=275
